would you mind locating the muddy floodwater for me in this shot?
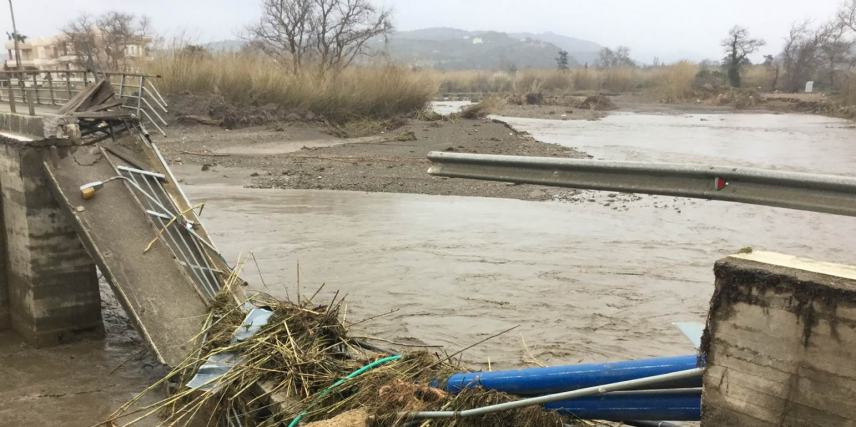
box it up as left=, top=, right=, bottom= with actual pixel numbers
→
left=497, top=112, right=856, bottom=174
left=186, top=187, right=856, bottom=369
left=184, top=112, right=856, bottom=370
left=431, top=100, right=473, bottom=116
left=5, top=111, right=855, bottom=426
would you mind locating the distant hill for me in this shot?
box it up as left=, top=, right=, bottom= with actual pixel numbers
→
left=200, top=28, right=605, bottom=70
left=375, top=28, right=602, bottom=70
left=509, top=31, right=602, bottom=66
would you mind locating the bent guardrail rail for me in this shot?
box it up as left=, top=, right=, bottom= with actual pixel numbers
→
left=426, top=151, right=856, bottom=217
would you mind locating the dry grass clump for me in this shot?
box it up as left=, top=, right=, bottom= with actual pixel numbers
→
left=839, top=72, right=856, bottom=106
left=647, top=61, right=699, bottom=102
left=455, top=96, right=507, bottom=119
left=741, top=65, right=775, bottom=91
left=146, top=53, right=437, bottom=122
left=436, top=70, right=515, bottom=93
left=434, top=64, right=699, bottom=102
left=442, top=388, right=566, bottom=427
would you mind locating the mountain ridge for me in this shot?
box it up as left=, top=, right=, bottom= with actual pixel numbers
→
left=203, top=27, right=605, bottom=69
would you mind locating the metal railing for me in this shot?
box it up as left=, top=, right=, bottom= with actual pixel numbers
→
left=426, top=151, right=856, bottom=217
left=0, top=69, right=168, bottom=135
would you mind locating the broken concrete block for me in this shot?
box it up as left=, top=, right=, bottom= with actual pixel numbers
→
left=702, top=251, right=856, bottom=426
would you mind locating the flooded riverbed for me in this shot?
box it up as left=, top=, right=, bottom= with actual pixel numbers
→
left=497, top=112, right=856, bottom=174
left=185, top=183, right=856, bottom=371
left=5, top=110, right=855, bottom=426
left=179, top=111, right=856, bottom=371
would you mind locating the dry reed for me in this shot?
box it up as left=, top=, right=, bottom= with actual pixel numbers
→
left=146, top=53, right=438, bottom=122
left=104, top=263, right=568, bottom=426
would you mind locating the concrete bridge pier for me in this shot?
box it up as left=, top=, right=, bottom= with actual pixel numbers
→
left=0, top=114, right=102, bottom=345
left=702, top=251, right=856, bottom=425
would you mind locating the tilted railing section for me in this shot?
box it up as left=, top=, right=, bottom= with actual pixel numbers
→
left=0, top=70, right=168, bottom=135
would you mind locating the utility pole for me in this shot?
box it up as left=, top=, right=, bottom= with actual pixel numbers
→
left=8, top=0, right=21, bottom=71
left=7, top=0, right=32, bottom=114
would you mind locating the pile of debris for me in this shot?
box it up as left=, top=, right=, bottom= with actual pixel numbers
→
left=105, top=274, right=567, bottom=426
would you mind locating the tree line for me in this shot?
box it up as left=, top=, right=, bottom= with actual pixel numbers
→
left=53, top=0, right=856, bottom=96
left=723, top=0, right=856, bottom=93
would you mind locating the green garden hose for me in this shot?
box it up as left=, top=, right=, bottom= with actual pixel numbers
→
left=287, top=354, right=403, bottom=427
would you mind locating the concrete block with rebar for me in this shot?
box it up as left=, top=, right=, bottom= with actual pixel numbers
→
left=702, top=251, right=856, bottom=426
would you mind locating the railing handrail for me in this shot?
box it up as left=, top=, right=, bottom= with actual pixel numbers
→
left=0, top=70, right=157, bottom=78
left=0, top=69, right=167, bottom=135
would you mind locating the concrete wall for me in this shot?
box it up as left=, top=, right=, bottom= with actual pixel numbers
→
left=0, top=141, right=101, bottom=345
left=0, top=113, right=45, bottom=139
left=702, top=251, right=856, bottom=426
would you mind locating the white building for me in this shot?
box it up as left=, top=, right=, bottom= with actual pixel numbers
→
left=5, top=33, right=152, bottom=71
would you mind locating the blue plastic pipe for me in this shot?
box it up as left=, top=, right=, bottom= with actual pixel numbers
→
left=545, top=391, right=701, bottom=421
left=442, top=355, right=701, bottom=395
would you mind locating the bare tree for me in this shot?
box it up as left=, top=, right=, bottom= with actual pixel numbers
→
left=311, top=0, right=391, bottom=73
left=62, top=14, right=101, bottom=70
left=63, top=11, right=151, bottom=71
left=839, top=0, right=856, bottom=32
left=721, top=26, right=765, bottom=87
left=597, top=46, right=635, bottom=68
left=249, top=0, right=314, bottom=74
left=780, top=22, right=825, bottom=92
left=98, top=12, right=151, bottom=71
left=249, top=0, right=391, bottom=75
left=818, top=22, right=854, bottom=87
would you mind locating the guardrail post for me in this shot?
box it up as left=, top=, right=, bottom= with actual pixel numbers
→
left=118, top=73, right=126, bottom=98
left=31, top=74, right=40, bottom=105
left=6, top=76, right=15, bottom=113
left=47, top=72, right=55, bottom=105
left=137, top=75, right=145, bottom=117
left=65, top=71, right=72, bottom=100
left=26, top=87, right=35, bottom=115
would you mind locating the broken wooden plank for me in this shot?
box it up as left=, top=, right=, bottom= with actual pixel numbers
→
left=72, top=111, right=133, bottom=120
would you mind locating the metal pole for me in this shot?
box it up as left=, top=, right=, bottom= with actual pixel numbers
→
left=31, top=72, right=38, bottom=103
left=65, top=71, right=72, bottom=100
left=47, top=71, right=55, bottom=105
left=427, top=152, right=856, bottom=217
left=405, top=368, right=703, bottom=419
left=8, top=0, right=21, bottom=71
left=136, top=75, right=144, bottom=117
left=8, top=0, right=31, bottom=114
left=5, top=75, right=14, bottom=113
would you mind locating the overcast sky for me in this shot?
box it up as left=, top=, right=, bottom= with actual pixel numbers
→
left=2, top=0, right=847, bottom=63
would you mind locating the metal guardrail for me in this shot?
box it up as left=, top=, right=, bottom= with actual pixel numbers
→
left=0, top=70, right=168, bottom=135
left=426, top=151, right=856, bottom=217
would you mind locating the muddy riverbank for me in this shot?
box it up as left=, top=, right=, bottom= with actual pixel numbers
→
left=158, top=117, right=587, bottom=201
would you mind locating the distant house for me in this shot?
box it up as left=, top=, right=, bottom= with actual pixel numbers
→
left=5, top=36, right=73, bottom=70
left=471, top=37, right=484, bottom=45
left=5, top=32, right=152, bottom=71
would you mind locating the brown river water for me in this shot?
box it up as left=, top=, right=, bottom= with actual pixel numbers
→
left=186, top=112, right=856, bottom=370
left=3, top=111, right=855, bottom=426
